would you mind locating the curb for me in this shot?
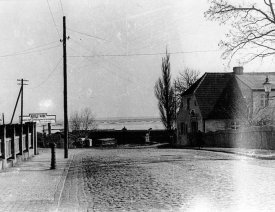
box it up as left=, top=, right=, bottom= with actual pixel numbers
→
left=54, top=150, right=76, bottom=208
left=198, top=148, right=275, bottom=160
left=117, top=143, right=165, bottom=149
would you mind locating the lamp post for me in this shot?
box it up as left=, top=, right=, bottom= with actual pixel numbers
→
left=263, top=76, right=272, bottom=106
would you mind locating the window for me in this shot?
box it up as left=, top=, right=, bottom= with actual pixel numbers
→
left=180, top=123, right=188, bottom=135
left=187, top=98, right=191, bottom=110
left=190, top=110, right=195, bottom=117
left=231, top=121, right=240, bottom=130
left=261, top=94, right=266, bottom=107
left=180, top=123, right=184, bottom=134
left=194, top=100, right=197, bottom=106
left=191, top=122, right=198, bottom=133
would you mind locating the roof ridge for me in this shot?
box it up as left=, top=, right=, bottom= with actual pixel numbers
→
left=194, top=73, right=207, bottom=94
left=242, top=72, right=275, bottom=75
left=204, top=72, right=232, bottom=74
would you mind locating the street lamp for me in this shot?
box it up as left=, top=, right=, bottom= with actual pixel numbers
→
left=263, top=76, right=272, bottom=106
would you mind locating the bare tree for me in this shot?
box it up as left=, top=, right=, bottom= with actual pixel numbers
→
left=205, top=0, right=275, bottom=63
left=81, top=107, right=97, bottom=131
left=70, top=110, right=82, bottom=131
left=70, top=107, right=97, bottom=133
left=154, top=50, right=175, bottom=131
left=174, top=68, right=200, bottom=111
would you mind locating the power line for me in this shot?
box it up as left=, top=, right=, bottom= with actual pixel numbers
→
left=59, top=0, right=64, bottom=16
left=67, top=49, right=221, bottom=58
left=67, top=27, right=107, bottom=41
left=0, top=44, right=61, bottom=58
left=46, top=0, right=61, bottom=38
left=0, top=41, right=59, bottom=57
left=19, top=41, right=59, bottom=52
left=30, top=57, right=62, bottom=89
left=67, top=43, right=135, bottom=84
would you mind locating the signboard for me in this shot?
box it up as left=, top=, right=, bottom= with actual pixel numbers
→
left=20, top=113, right=56, bottom=124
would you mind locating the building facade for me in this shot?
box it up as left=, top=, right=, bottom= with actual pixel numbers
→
left=176, top=67, right=275, bottom=146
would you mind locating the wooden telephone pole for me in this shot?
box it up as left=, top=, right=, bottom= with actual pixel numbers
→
left=10, top=79, right=28, bottom=125
left=62, top=16, right=69, bottom=158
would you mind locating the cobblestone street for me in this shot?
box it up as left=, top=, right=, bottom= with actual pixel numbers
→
left=58, top=148, right=275, bottom=211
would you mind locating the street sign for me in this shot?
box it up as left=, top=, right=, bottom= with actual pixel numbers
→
left=20, top=113, right=56, bottom=124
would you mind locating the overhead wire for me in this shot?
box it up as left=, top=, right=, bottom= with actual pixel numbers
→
left=69, top=38, right=135, bottom=83
left=0, top=40, right=59, bottom=56
left=67, top=27, right=108, bottom=41
left=67, top=49, right=221, bottom=58
left=29, top=57, right=62, bottom=89
left=59, top=0, right=64, bottom=16
left=0, top=44, right=61, bottom=58
left=46, top=0, right=61, bottom=38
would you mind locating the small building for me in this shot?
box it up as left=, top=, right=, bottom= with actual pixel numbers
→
left=176, top=66, right=275, bottom=146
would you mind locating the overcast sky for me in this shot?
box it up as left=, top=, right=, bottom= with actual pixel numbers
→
left=0, top=0, right=274, bottom=121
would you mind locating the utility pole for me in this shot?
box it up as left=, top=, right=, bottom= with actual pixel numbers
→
left=17, top=79, right=28, bottom=154
left=174, top=82, right=177, bottom=145
left=10, top=87, right=22, bottom=124
left=62, top=16, right=69, bottom=158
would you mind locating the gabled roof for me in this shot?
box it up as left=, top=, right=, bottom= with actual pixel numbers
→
left=182, top=76, right=203, bottom=96
left=207, top=77, right=247, bottom=119
left=236, top=72, right=275, bottom=90
left=182, top=71, right=275, bottom=120
left=183, top=72, right=234, bottom=119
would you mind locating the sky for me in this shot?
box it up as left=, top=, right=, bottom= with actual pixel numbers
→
left=0, top=0, right=274, bottom=122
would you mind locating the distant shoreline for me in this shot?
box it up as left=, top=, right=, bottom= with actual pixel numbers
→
left=54, top=117, right=161, bottom=124
left=38, top=117, right=164, bottom=132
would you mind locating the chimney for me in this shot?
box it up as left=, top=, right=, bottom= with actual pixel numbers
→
left=233, top=66, right=244, bottom=75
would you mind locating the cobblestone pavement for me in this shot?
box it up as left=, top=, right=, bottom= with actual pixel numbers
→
left=58, top=148, right=275, bottom=212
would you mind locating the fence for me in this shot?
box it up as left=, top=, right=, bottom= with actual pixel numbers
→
left=28, top=133, right=32, bottom=148
left=87, top=129, right=172, bottom=145
left=0, top=123, right=37, bottom=169
left=14, top=136, right=20, bottom=154
left=6, top=138, right=12, bottom=158
left=22, top=135, right=26, bottom=151
left=67, top=129, right=172, bottom=146
left=191, top=126, right=275, bottom=150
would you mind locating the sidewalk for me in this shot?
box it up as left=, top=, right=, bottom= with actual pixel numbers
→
left=0, top=148, right=75, bottom=212
left=199, top=147, right=275, bottom=160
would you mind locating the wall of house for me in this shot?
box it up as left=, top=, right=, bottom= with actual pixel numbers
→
left=176, top=107, right=189, bottom=146
left=252, top=90, right=275, bottom=109
left=205, top=119, right=228, bottom=132
left=236, top=77, right=253, bottom=107
left=176, top=94, right=203, bottom=146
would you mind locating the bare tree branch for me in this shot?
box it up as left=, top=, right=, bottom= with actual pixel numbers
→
left=205, top=0, right=275, bottom=63
left=174, top=68, right=200, bottom=111
left=70, top=107, right=97, bottom=137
